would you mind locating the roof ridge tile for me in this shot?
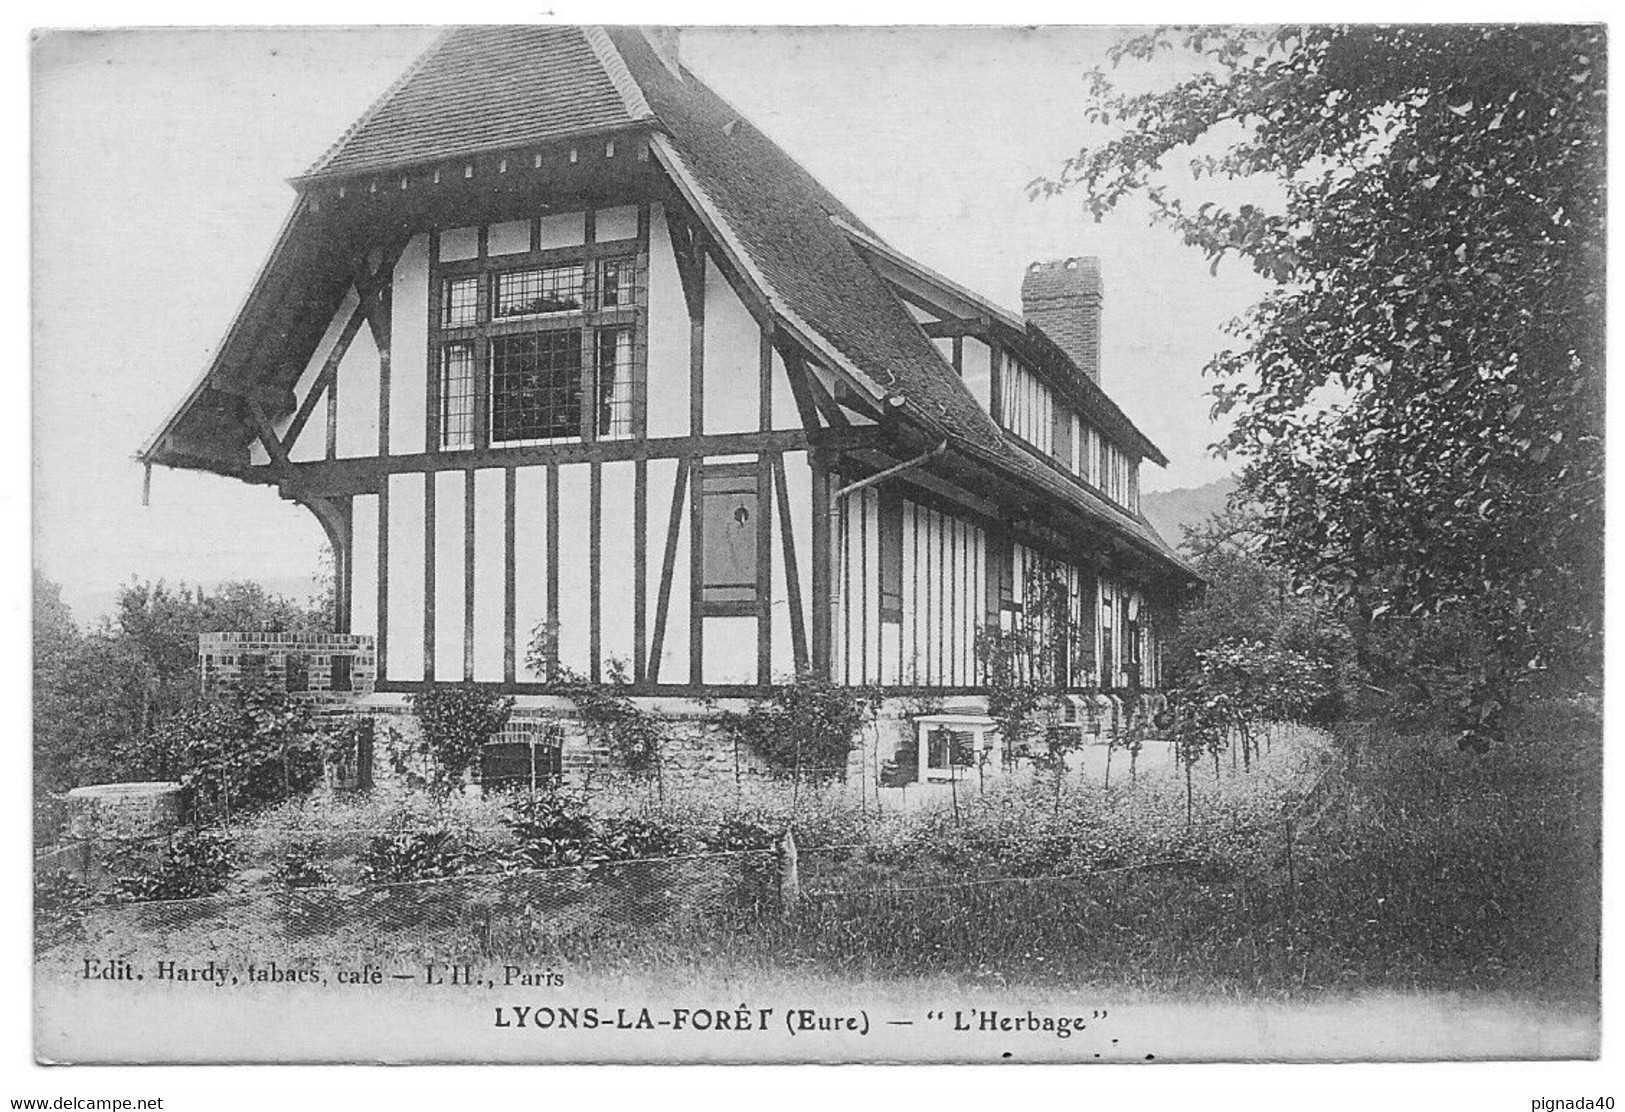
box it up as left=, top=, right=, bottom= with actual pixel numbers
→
left=582, top=25, right=656, bottom=122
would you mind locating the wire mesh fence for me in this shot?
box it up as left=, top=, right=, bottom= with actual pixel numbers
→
left=40, top=841, right=787, bottom=968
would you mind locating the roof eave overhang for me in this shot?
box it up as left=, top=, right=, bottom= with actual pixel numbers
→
left=834, top=215, right=1026, bottom=333
left=139, top=193, right=318, bottom=473
left=289, top=121, right=658, bottom=191
left=876, top=406, right=1198, bottom=585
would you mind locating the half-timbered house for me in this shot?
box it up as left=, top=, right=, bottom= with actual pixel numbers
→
left=142, top=26, right=1198, bottom=787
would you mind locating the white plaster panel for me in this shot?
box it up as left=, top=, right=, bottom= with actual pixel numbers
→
left=703, top=616, right=756, bottom=686
left=350, top=494, right=379, bottom=639
left=334, top=326, right=380, bottom=458
left=769, top=345, right=801, bottom=430
left=386, top=475, right=426, bottom=681
left=862, top=487, right=881, bottom=685
left=434, top=470, right=466, bottom=682
left=901, top=501, right=918, bottom=684
left=595, top=205, right=639, bottom=243
left=646, top=457, right=689, bottom=683
left=439, top=226, right=478, bottom=261
left=473, top=468, right=506, bottom=681
left=701, top=255, right=760, bottom=434
left=769, top=451, right=812, bottom=680
left=646, top=203, right=691, bottom=439
left=962, top=338, right=992, bottom=416
left=389, top=234, right=429, bottom=457
left=538, top=211, right=586, bottom=249
left=555, top=463, right=591, bottom=673
left=280, top=287, right=362, bottom=462
left=513, top=467, right=549, bottom=680
left=487, top=219, right=531, bottom=256
left=599, top=461, right=637, bottom=677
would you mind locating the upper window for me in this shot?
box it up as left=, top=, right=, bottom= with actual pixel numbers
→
left=429, top=213, right=645, bottom=451
left=493, top=263, right=586, bottom=318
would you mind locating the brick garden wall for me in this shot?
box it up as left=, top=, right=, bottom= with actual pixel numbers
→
left=198, top=631, right=377, bottom=704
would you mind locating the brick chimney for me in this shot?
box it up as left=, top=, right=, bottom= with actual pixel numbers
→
left=1020, top=257, right=1103, bottom=385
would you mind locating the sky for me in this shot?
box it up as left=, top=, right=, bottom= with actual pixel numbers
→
left=31, top=25, right=1272, bottom=623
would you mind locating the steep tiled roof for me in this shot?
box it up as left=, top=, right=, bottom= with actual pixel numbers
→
left=605, top=30, right=1011, bottom=460
left=599, top=29, right=1187, bottom=573
left=146, top=25, right=1190, bottom=579
left=302, top=26, right=646, bottom=181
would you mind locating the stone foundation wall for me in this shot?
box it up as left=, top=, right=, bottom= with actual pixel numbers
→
left=348, top=694, right=921, bottom=796
left=317, top=690, right=1164, bottom=799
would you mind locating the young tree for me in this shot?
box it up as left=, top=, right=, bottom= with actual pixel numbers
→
left=1041, top=26, right=1604, bottom=747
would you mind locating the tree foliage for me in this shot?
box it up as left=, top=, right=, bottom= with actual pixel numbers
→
left=155, top=684, right=322, bottom=822
left=34, top=574, right=331, bottom=795
left=1167, top=505, right=1350, bottom=725
left=1043, top=26, right=1604, bottom=746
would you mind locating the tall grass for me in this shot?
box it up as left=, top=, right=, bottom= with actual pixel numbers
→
left=38, top=707, right=1599, bottom=1002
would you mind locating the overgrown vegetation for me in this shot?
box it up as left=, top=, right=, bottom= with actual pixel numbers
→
left=407, top=685, right=516, bottom=793
left=358, top=829, right=466, bottom=885
left=272, top=842, right=335, bottom=889
left=155, top=685, right=322, bottom=823
left=40, top=709, right=1598, bottom=1003
left=712, top=672, right=881, bottom=780
left=33, top=569, right=333, bottom=840
left=106, top=829, right=233, bottom=903
left=548, top=660, right=665, bottom=776
left=975, top=557, right=1088, bottom=811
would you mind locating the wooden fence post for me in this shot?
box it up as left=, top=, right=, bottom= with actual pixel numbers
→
left=777, top=826, right=800, bottom=918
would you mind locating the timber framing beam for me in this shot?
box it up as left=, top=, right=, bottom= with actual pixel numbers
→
left=921, top=316, right=993, bottom=341
left=267, top=426, right=884, bottom=498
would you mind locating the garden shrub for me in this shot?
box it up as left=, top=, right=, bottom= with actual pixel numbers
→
left=708, top=817, right=776, bottom=852
left=594, top=815, right=689, bottom=861
left=316, top=715, right=374, bottom=786
left=273, top=841, right=335, bottom=889
left=409, top=686, right=515, bottom=793
left=503, top=795, right=689, bottom=868
left=35, top=867, right=95, bottom=918
left=705, top=818, right=779, bottom=916
left=551, top=660, right=665, bottom=775
left=108, top=829, right=233, bottom=902
left=358, top=829, right=463, bottom=885
left=503, top=795, right=597, bottom=869
left=158, top=686, right=322, bottom=822
left=713, top=673, right=880, bottom=778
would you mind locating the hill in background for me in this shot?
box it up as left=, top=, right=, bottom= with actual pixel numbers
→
left=1140, top=475, right=1238, bottom=555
